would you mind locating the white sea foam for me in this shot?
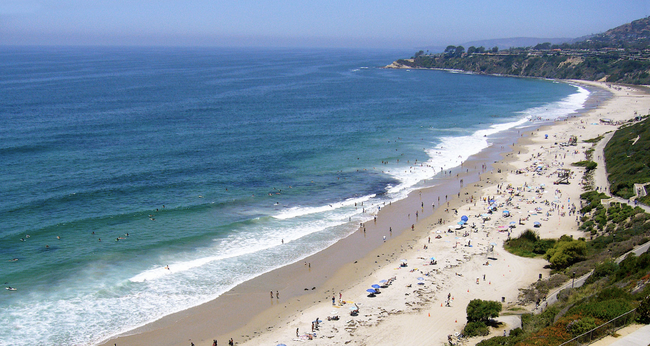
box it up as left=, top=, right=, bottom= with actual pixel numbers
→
left=273, top=194, right=376, bottom=220
left=384, top=84, right=588, bottom=197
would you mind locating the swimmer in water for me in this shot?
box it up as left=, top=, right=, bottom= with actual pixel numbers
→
left=164, top=265, right=170, bottom=270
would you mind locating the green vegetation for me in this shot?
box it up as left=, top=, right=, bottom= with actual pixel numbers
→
left=478, top=191, right=650, bottom=345
left=544, top=236, right=587, bottom=269
left=464, top=299, right=503, bottom=337
left=603, top=117, right=650, bottom=204
left=504, top=229, right=555, bottom=257
left=467, top=299, right=503, bottom=322
left=464, top=321, right=491, bottom=337
left=395, top=17, right=650, bottom=84
left=583, top=135, right=604, bottom=144
left=572, top=160, right=597, bottom=171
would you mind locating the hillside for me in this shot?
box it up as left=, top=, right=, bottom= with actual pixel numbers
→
left=390, top=17, right=650, bottom=85
left=604, top=116, right=650, bottom=203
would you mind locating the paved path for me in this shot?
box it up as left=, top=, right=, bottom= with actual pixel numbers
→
left=608, top=324, right=650, bottom=346
left=592, top=132, right=613, bottom=193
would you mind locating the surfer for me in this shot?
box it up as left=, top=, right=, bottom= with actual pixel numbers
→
left=164, top=265, right=170, bottom=270
left=6, top=287, right=16, bottom=291
left=9, top=258, right=18, bottom=262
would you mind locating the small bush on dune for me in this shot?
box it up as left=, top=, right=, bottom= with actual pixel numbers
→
left=464, top=321, right=490, bottom=337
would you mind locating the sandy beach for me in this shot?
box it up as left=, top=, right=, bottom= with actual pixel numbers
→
left=101, top=80, right=650, bottom=346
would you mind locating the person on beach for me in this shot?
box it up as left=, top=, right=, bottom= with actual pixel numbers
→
left=229, top=338, right=233, bottom=346
left=270, top=290, right=273, bottom=298
left=276, top=290, right=279, bottom=299
left=332, top=295, right=336, bottom=305
left=212, top=340, right=217, bottom=346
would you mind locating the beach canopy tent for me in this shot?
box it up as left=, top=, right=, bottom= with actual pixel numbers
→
left=534, top=221, right=541, bottom=227
left=461, top=215, right=469, bottom=222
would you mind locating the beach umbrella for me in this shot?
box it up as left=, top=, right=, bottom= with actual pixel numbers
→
left=509, top=221, right=516, bottom=224
left=457, top=221, right=465, bottom=225
left=277, top=344, right=287, bottom=346
left=461, top=215, right=468, bottom=222
left=417, top=277, right=425, bottom=281
left=350, top=306, right=358, bottom=310
left=430, top=257, right=436, bottom=260
left=379, top=279, right=387, bottom=283
left=366, top=289, right=376, bottom=293
left=371, top=284, right=380, bottom=289
left=401, top=259, right=407, bottom=262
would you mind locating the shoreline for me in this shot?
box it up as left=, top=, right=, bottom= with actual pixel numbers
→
left=99, top=80, right=642, bottom=346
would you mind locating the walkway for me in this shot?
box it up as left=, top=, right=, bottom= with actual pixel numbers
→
left=608, top=324, right=650, bottom=346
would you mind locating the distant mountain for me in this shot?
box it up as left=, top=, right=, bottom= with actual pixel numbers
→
left=578, top=16, right=650, bottom=48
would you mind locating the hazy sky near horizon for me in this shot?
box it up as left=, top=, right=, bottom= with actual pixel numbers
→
left=1, top=0, right=648, bottom=48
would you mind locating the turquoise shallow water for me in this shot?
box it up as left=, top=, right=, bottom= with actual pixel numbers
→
left=0, top=47, right=586, bottom=345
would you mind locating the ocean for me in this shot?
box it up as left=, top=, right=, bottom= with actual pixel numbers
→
left=0, top=46, right=589, bottom=346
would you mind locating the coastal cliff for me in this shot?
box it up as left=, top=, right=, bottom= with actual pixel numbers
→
left=388, top=16, right=650, bottom=85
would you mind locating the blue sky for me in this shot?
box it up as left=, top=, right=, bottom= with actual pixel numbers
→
left=1, top=0, right=648, bottom=48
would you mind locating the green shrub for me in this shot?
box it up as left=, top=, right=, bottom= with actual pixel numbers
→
left=586, top=261, right=618, bottom=284
left=567, top=317, right=598, bottom=336
left=545, top=239, right=588, bottom=269
left=467, top=299, right=502, bottom=322
left=571, top=299, right=633, bottom=321
left=636, top=295, right=650, bottom=324
left=464, top=321, right=490, bottom=337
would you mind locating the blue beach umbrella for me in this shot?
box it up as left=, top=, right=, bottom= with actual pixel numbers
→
left=417, top=277, right=425, bottom=281
left=366, top=289, right=376, bottom=293
left=379, top=279, right=387, bottom=283
left=461, top=215, right=469, bottom=222
left=371, top=284, right=380, bottom=289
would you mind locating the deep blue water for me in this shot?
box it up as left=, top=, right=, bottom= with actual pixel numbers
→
left=0, top=46, right=586, bottom=345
